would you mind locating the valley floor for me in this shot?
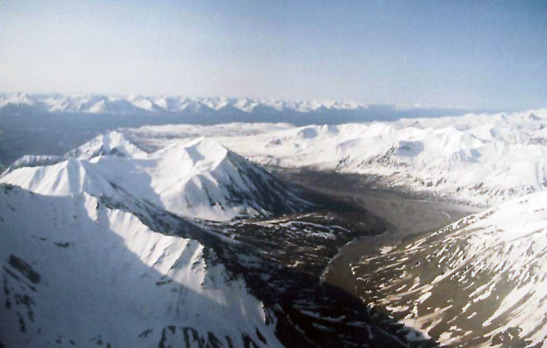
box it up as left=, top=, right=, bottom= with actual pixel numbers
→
left=279, top=169, right=481, bottom=300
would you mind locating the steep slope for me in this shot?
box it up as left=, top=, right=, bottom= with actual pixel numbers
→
left=0, top=159, right=116, bottom=197
left=0, top=133, right=311, bottom=221
left=1, top=155, right=64, bottom=175
left=351, top=191, right=547, bottom=347
left=136, top=137, right=309, bottom=220
left=0, top=184, right=281, bottom=348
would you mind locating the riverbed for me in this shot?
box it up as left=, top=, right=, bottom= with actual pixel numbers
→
left=280, top=169, right=482, bottom=297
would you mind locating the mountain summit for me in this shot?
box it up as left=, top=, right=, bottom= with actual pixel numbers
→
left=1, top=131, right=311, bottom=221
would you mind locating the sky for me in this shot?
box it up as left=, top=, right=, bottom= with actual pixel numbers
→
left=0, top=0, right=546, bottom=109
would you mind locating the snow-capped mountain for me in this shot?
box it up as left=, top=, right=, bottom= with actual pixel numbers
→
left=0, top=131, right=310, bottom=221
left=0, top=131, right=146, bottom=176
left=21, top=106, right=542, bottom=211
left=0, top=184, right=280, bottom=348
left=0, top=93, right=373, bottom=115
left=351, top=190, right=547, bottom=347
left=0, top=93, right=470, bottom=118
left=0, top=93, right=474, bottom=170
left=179, top=109, right=547, bottom=207
left=65, top=130, right=148, bottom=159
left=0, top=133, right=419, bottom=347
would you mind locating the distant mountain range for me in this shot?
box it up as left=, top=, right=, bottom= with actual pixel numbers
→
left=0, top=93, right=451, bottom=114
left=0, top=94, right=485, bottom=169
left=0, top=93, right=478, bottom=118
left=0, top=93, right=367, bottom=114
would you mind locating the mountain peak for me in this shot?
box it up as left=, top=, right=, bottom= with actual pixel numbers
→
left=1, top=132, right=311, bottom=221
left=0, top=158, right=115, bottom=197
left=66, top=131, right=147, bottom=160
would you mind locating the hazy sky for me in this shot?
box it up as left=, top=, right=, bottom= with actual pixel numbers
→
left=1, top=0, right=546, bottom=109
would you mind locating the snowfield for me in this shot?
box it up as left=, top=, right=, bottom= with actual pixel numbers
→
left=1, top=131, right=310, bottom=221
left=122, top=108, right=547, bottom=207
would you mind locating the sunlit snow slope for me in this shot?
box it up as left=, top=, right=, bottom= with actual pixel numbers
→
left=1, top=131, right=309, bottom=221
left=166, top=108, right=547, bottom=207
left=0, top=184, right=281, bottom=348
left=0, top=130, right=413, bottom=348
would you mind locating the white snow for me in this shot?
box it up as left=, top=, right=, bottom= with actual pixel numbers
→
left=1, top=131, right=307, bottom=221
left=0, top=185, right=281, bottom=347
left=103, top=108, right=547, bottom=207
left=0, top=93, right=372, bottom=115
left=189, top=109, right=547, bottom=207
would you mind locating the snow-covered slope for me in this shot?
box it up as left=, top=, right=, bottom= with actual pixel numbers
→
left=2, top=131, right=146, bottom=176
left=0, top=159, right=116, bottom=197
left=1, top=155, right=65, bottom=175
left=352, top=190, right=547, bottom=347
left=0, top=135, right=416, bottom=348
left=0, top=132, right=309, bottom=221
left=65, top=130, right=148, bottom=159
left=190, top=109, right=547, bottom=207
left=0, top=184, right=281, bottom=348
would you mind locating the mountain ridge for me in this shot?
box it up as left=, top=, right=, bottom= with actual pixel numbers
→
left=0, top=93, right=471, bottom=115
left=0, top=131, right=312, bottom=221
left=0, top=184, right=283, bottom=348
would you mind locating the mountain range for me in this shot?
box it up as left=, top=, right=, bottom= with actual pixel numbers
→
left=123, top=108, right=547, bottom=208
left=0, top=130, right=414, bottom=347
left=2, top=99, right=547, bottom=347
left=0, top=93, right=437, bottom=115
